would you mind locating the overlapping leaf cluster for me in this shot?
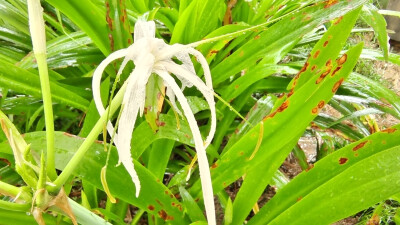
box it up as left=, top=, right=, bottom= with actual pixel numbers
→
left=0, top=0, right=400, bottom=224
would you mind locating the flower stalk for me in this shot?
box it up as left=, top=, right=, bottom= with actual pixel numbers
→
left=27, top=0, right=57, bottom=180
left=48, top=83, right=127, bottom=193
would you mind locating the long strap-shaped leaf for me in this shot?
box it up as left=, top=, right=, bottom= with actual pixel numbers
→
left=45, top=0, right=110, bottom=55
left=229, top=7, right=364, bottom=223
left=210, top=0, right=368, bottom=86
left=190, top=14, right=364, bottom=216
left=0, top=58, right=89, bottom=111
left=248, top=125, right=400, bottom=225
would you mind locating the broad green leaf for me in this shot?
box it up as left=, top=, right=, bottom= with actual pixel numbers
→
left=105, top=0, right=133, bottom=51
left=0, top=46, right=26, bottom=63
left=147, top=139, right=175, bottom=179
left=45, top=0, right=110, bottom=55
left=0, top=59, right=90, bottom=111
left=248, top=125, right=400, bottom=224
left=130, top=108, right=212, bottom=159
left=170, top=0, right=226, bottom=44
left=154, top=7, right=179, bottom=33
left=196, top=23, right=250, bottom=64
left=79, top=78, right=110, bottom=137
left=129, top=0, right=149, bottom=14
left=291, top=6, right=361, bottom=92
left=0, top=132, right=189, bottom=224
left=220, top=65, right=297, bottom=104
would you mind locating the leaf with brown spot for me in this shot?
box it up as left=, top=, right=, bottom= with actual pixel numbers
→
left=337, top=53, right=347, bottom=65
left=332, top=78, right=344, bottom=93
left=338, top=157, right=348, bottom=164
left=352, top=141, right=369, bottom=151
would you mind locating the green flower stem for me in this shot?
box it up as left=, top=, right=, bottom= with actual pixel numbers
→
left=48, top=83, right=127, bottom=193
left=36, top=53, right=56, bottom=180
left=27, top=0, right=57, bottom=180
left=0, top=180, right=31, bottom=202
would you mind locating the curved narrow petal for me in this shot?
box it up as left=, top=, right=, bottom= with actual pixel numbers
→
left=117, top=53, right=155, bottom=197
left=155, top=68, right=216, bottom=225
left=175, top=52, right=195, bottom=90
left=163, top=62, right=216, bottom=148
left=185, top=48, right=213, bottom=88
left=92, top=49, right=128, bottom=139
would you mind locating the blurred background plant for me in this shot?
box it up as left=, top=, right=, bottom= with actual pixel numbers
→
left=0, top=0, right=400, bottom=224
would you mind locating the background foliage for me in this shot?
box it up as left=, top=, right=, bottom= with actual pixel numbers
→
left=1, top=0, right=400, bottom=224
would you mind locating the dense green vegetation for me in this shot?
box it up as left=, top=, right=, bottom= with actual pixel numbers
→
left=0, top=0, right=400, bottom=224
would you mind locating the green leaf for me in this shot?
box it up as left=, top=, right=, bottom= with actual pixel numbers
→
left=144, top=74, right=165, bottom=132
left=228, top=8, right=364, bottom=223
left=18, top=31, right=102, bottom=70
left=105, top=0, right=133, bottom=51
left=192, top=39, right=364, bottom=222
left=0, top=131, right=189, bottom=224
left=170, top=0, right=226, bottom=44
left=179, top=186, right=206, bottom=222
left=130, top=113, right=195, bottom=159
left=45, top=0, right=110, bottom=55
left=0, top=59, right=90, bottom=111
left=248, top=125, right=400, bottom=224
left=0, top=27, right=31, bottom=50
left=345, top=72, right=400, bottom=119
left=224, top=197, right=233, bottom=225
left=0, top=208, right=70, bottom=225
left=360, top=4, right=389, bottom=60
left=211, top=0, right=368, bottom=86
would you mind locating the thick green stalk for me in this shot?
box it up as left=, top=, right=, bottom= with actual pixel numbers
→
left=27, top=0, right=57, bottom=180
left=48, top=83, right=126, bottom=193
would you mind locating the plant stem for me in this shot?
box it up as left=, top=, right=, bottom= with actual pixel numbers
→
left=0, top=200, right=30, bottom=211
left=48, top=83, right=127, bottom=193
left=0, top=180, right=31, bottom=202
left=27, top=0, right=57, bottom=180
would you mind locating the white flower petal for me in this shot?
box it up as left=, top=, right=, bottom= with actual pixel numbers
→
left=117, top=53, right=155, bottom=197
left=92, top=49, right=128, bottom=140
left=163, top=62, right=216, bottom=148
left=134, top=20, right=156, bottom=40
left=185, top=48, right=213, bottom=88
left=155, top=68, right=216, bottom=225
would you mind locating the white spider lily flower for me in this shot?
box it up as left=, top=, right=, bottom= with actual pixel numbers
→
left=92, top=20, right=216, bottom=224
